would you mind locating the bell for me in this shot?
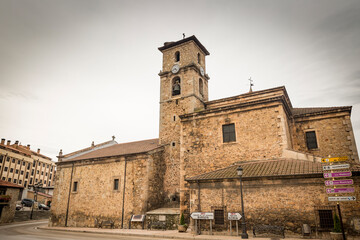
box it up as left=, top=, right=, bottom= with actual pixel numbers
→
left=173, top=84, right=180, bottom=95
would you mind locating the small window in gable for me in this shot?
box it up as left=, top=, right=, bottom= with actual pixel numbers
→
left=73, top=181, right=78, bottom=192
left=114, top=179, right=119, bottom=190
left=306, top=131, right=318, bottom=150
left=172, top=77, right=181, bottom=96
left=222, top=124, right=236, bottom=143
left=175, top=51, right=180, bottom=62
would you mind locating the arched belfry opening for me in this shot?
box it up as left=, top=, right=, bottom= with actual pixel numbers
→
left=199, top=78, right=204, bottom=97
left=175, top=51, right=180, bottom=62
left=197, top=53, right=201, bottom=64
left=172, top=77, right=181, bottom=96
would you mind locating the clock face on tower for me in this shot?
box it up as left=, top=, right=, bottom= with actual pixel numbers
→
left=172, top=64, right=180, bottom=74
left=200, top=66, right=205, bottom=76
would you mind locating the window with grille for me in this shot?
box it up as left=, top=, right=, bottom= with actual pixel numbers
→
left=214, top=209, right=224, bottom=225
left=222, top=124, right=236, bottom=143
left=114, top=179, right=119, bottom=190
left=306, top=131, right=318, bottom=149
left=318, top=210, right=334, bottom=229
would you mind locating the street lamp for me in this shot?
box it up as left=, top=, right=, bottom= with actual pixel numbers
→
left=30, top=182, right=42, bottom=219
left=237, top=166, right=248, bottom=239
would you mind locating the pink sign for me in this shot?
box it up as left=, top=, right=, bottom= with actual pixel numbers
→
left=325, top=179, right=353, bottom=186
left=323, top=171, right=352, bottom=178
left=326, top=188, right=355, bottom=194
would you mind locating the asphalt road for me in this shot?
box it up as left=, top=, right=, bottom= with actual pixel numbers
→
left=0, top=221, right=179, bottom=240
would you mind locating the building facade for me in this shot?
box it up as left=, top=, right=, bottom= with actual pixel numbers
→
left=50, top=36, right=359, bottom=236
left=0, top=139, right=56, bottom=188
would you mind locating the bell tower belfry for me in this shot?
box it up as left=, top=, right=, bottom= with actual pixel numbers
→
left=158, top=35, right=210, bottom=200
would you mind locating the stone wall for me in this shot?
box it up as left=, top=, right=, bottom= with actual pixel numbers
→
left=292, top=112, right=359, bottom=162
left=188, top=176, right=360, bottom=236
left=50, top=149, right=164, bottom=228
left=0, top=187, right=20, bottom=223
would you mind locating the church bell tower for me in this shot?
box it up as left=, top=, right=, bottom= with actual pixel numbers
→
left=158, top=35, right=210, bottom=199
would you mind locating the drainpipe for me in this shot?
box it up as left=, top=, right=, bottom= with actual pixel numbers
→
left=121, top=158, right=127, bottom=229
left=65, top=163, right=74, bottom=227
left=197, top=181, right=201, bottom=211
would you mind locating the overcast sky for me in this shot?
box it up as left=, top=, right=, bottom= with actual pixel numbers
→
left=1, top=0, right=359, bottom=161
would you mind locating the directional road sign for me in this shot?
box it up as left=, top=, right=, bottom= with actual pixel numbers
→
left=323, top=171, right=352, bottom=178
left=228, top=212, right=242, bottom=220
left=321, top=156, right=348, bottom=163
left=326, top=188, right=355, bottom=194
left=323, top=164, right=350, bottom=171
left=325, top=179, right=353, bottom=186
left=191, top=212, right=214, bottom=220
left=328, top=196, right=356, bottom=202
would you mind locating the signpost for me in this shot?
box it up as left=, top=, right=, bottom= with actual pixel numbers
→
left=191, top=212, right=214, bottom=235
left=325, top=179, right=353, bottom=186
left=323, top=171, right=352, bottom=178
left=323, top=164, right=350, bottom=171
left=328, top=196, right=356, bottom=202
left=326, top=188, right=354, bottom=194
left=321, top=156, right=348, bottom=163
left=228, top=213, right=242, bottom=236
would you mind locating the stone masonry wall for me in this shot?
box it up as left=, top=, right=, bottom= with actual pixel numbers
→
left=179, top=104, right=286, bottom=217
left=0, top=187, right=20, bottom=224
left=292, top=112, right=359, bottom=162
left=189, top=177, right=360, bottom=235
left=50, top=150, right=164, bottom=228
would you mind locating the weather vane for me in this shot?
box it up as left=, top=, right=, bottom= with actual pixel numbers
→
left=248, top=77, right=254, bottom=92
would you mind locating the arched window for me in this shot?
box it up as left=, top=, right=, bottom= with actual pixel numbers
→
left=175, top=51, right=180, bottom=62
left=197, top=53, right=201, bottom=64
left=172, top=77, right=181, bottom=96
left=199, top=78, right=204, bottom=96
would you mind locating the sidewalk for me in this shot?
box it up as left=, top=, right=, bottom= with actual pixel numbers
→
left=39, top=225, right=321, bottom=240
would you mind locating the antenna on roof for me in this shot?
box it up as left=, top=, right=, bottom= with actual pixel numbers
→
left=248, top=77, right=254, bottom=93
left=183, top=33, right=185, bottom=39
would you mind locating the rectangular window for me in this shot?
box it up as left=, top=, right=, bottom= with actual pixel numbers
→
left=48, top=181, right=51, bottom=186
left=318, top=210, right=334, bottom=229
left=4, top=167, right=8, bottom=171
left=19, top=180, right=22, bottom=184
left=33, top=162, right=36, bottom=167
left=30, top=178, right=33, bottom=184
left=17, top=160, right=20, bottom=164
left=8, top=178, right=11, bottom=182
left=10, top=168, right=13, bottom=173
left=222, top=124, right=236, bottom=143
left=24, top=181, right=27, bottom=187
left=37, top=170, right=39, bottom=174
left=7, top=157, right=10, bottom=162
left=214, top=209, right=224, bottom=225
left=41, top=171, right=43, bottom=175
left=27, top=164, right=30, bottom=170
left=306, top=131, right=318, bottom=149
left=35, top=178, right=38, bottom=183
left=15, top=169, right=19, bottom=174
left=43, top=163, right=45, bottom=167
left=25, top=172, right=29, bottom=178
left=21, top=171, right=24, bottom=175
left=2, top=177, right=5, bottom=180
left=22, top=161, right=25, bottom=166
left=12, top=159, right=15, bottom=163
left=31, top=169, right=34, bottom=176
left=73, top=181, right=78, bottom=192
left=114, top=179, right=119, bottom=190
left=13, top=179, right=17, bottom=183
left=0, top=155, right=3, bottom=163
left=50, top=174, right=52, bottom=179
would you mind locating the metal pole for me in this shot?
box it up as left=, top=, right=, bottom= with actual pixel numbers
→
left=195, top=219, right=197, bottom=235
left=210, top=219, right=212, bottom=235
left=236, top=220, right=239, bottom=236
left=230, top=220, right=232, bottom=235
left=240, top=176, right=248, bottom=239
left=337, top=203, right=346, bottom=240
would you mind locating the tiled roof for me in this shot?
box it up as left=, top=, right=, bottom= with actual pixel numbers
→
left=0, top=179, right=24, bottom=188
left=65, top=138, right=161, bottom=162
left=186, top=159, right=360, bottom=181
left=292, top=107, right=351, bottom=117
left=158, top=35, right=210, bottom=55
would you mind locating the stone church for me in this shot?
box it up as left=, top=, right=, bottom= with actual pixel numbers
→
left=50, top=36, right=360, bottom=237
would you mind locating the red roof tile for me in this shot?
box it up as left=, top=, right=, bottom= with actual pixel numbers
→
left=292, top=107, right=351, bottom=117
left=0, top=179, right=24, bottom=188
left=186, top=159, right=360, bottom=181
left=65, top=138, right=161, bottom=161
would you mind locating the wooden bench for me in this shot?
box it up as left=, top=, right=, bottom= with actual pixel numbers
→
left=148, top=221, right=166, bottom=230
left=253, top=224, right=285, bottom=238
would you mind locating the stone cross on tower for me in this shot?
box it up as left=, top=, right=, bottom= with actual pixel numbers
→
left=248, top=77, right=254, bottom=93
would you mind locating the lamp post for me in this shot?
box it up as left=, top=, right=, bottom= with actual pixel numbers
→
left=237, top=166, right=248, bottom=239
left=30, top=182, right=42, bottom=220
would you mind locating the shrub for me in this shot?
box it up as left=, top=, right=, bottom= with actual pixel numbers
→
left=333, top=214, right=341, bottom=233
left=180, top=213, right=185, bottom=225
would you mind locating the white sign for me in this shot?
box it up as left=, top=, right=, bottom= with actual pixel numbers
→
left=323, top=164, right=350, bottom=171
left=328, top=196, right=356, bottom=202
left=191, top=212, right=214, bottom=220
left=228, top=212, right=242, bottom=220
left=131, top=215, right=145, bottom=222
